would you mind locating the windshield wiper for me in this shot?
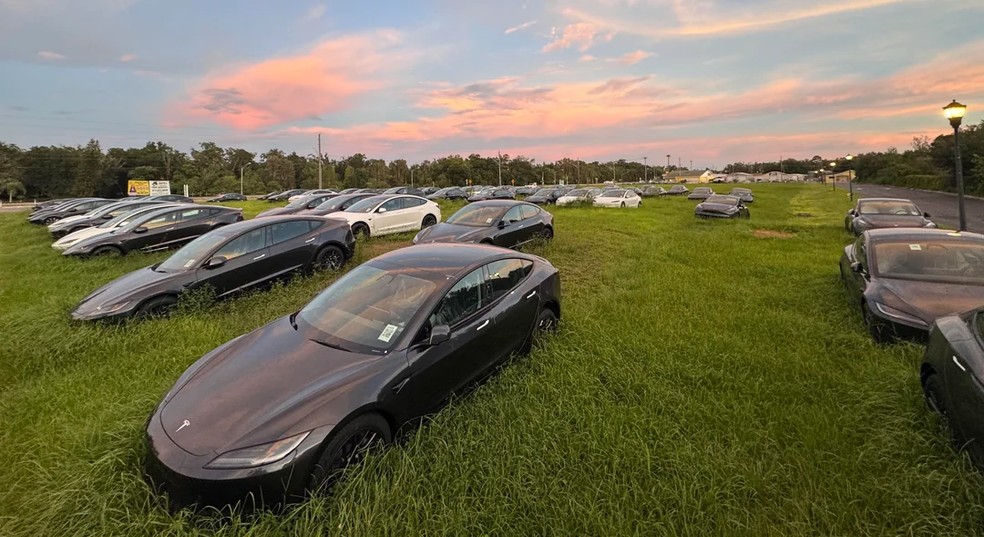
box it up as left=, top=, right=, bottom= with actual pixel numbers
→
left=309, top=338, right=352, bottom=352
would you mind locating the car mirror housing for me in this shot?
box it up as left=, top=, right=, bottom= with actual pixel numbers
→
left=102, top=214, right=114, bottom=219
left=850, top=261, right=864, bottom=274
left=923, top=212, right=931, bottom=218
left=429, top=325, right=451, bottom=346
left=133, top=226, right=148, bottom=234
left=377, top=207, right=387, bottom=213
left=206, top=256, right=227, bottom=269
left=497, top=220, right=507, bottom=229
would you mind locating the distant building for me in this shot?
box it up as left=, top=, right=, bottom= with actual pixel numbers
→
left=665, top=170, right=715, bottom=183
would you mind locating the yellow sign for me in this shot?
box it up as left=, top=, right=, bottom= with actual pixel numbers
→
left=127, top=180, right=150, bottom=196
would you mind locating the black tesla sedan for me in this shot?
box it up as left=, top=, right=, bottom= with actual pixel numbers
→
left=413, top=200, right=553, bottom=248
left=525, top=188, right=563, bottom=205
left=694, top=195, right=749, bottom=219
left=427, top=187, right=468, bottom=201
left=300, top=193, right=375, bottom=216
left=207, top=193, right=248, bottom=202
left=839, top=229, right=984, bottom=343
left=922, top=306, right=984, bottom=470
left=146, top=194, right=195, bottom=203
left=666, top=185, right=690, bottom=195
left=145, top=244, right=561, bottom=505
left=728, top=188, right=754, bottom=203
left=384, top=186, right=425, bottom=196
left=28, top=198, right=115, bottom=225
left=687, top=187, right=715, bottom=200
left=72, top=216, right=355, bottom=321
left=62, top=205, right=243, bottom=257
left=845, top=198, right=935, bottom=235
left=268, top=189, right=308, bottom=202
left=467, top=187, right=515, bottom=202
left=256, top=193, right=337, bottom=218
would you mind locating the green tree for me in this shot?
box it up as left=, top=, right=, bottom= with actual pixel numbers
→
left=1, top=179, right=25, bottom=202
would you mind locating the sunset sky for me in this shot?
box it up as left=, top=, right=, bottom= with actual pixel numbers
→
left=1, top=0, right=983, bottom=167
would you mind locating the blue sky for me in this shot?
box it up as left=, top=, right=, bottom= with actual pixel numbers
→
left=1, top=0, right=982, bottom=166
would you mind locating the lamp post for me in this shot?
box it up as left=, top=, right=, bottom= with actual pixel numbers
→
left=944, top=99, right=968, bottom=231
left=845, top=154, right=854, bottom=201
left=643, top=156, right=648, bottom=183
left=829, top=162, right=837, bottom=191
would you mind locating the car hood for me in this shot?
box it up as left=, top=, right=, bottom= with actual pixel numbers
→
left=879, top=278, right=984, bottom=323
left=416, top=222, right=490, bottom=243
left=696, top=202, right=738, bottom=213
left=594, top=196, right=622, bottom=203
left=50, top=214, right=88, bottom=228
left=54, top=226, right=110, bottom=248
left=160, top=317, right=382, bottom=456
left=856, top=214, right=931, bottom=228
left=73, top=266, right=183, bottom=316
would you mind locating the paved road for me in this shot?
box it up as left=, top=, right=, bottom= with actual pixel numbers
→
left=836, top=181, right=984, bottom=234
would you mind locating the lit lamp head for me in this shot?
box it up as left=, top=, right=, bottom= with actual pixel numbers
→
left=829, top=162, right=836, bottom=169
left=846, top=154, right=854, bottom=161
left=944, top=100, right=967, bottom=129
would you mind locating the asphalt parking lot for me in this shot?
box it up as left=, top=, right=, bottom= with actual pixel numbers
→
left=836, top=181, right=984, bottom=234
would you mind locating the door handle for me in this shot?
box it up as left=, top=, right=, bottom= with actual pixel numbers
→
left=165, top=227, right=175, bottom=231
left=953, top=355, right=968, bottom=372
left=525, top=290, right=537, bottom=299
left=476, top=319, right=490, bottom=331
left=305, top=237, right=316, bottom=243
left=252, top=253, right=266, bottom=261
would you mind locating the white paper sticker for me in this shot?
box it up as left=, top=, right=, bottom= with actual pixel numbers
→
left=909, top=244, right=922, bottom=251
left=184, top=259, right=196, bottom=268
left=378, top=324, right=398, bottom=342
left=486, top=218, right=494, bottom=224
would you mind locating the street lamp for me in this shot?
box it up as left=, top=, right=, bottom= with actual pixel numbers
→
left=845, top=154, right=854, bottom=201
left=643, top=156, right=648, bottom=183
left=944, top=99, right=968, bottom=231
left=829, top=162, right=837, bottom=191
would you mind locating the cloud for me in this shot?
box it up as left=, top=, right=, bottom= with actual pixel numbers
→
left=579, top=54, right=595, bottom=62
left=543, top=22, right=600, bottom=52
left=589, top=76, right=651, bottom=95
left=612, top=50, right=651, bottom=65
left=504, top=20, right=537, bottom=34
left=118, top=53, right=137, bottom=62
left=305, top=4, right=326, bottom=20
left=37, top=50, right=66, bottom=60
left=174, top=30, right=410, bottom=130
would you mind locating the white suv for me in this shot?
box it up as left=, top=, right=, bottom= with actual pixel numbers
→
left=325, top=195, right=441, bottom=238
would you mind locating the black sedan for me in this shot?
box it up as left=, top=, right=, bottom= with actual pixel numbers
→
left=687, top=187, right=715, bottom=200
left=146, top=194, right=195, bottom=203
left=694, top=195, right=749, bottom=219
left=268, top=189, right=308, bottom=202
left=728, top=188, right=754, bottom=203
left=32, top=198, right=70, bottom=212
left=256, top=193, right=337, bottom=218
left=839, top=229, right=984, bottom=343
left=467, top=187, right=515, bottom=202
left=207, top=193, right=247, bottom=202
left=258, top=191, right=280, bottom=200
left=47, top=199, right=167, bottom=238
left=63, top=205, right=243, bottom=257
left=641, top=186, right=667, bottom=197
left=427, top=187, right=468, bottom=201
left=300, top=193, right=375, bottom=216
left=845, top=198, right=935, bottom=235
left=413, top=201, right=553, bottom=248
left=72, top=216, right=355, bottom=321
left=921, top=306, right=984, bottom=470
left=28, top=198, right=115, bottom=225
left=666, top=185, right=690, bottom=195
left=525, top=188, right=563, bottom=205
left=145, top=244, right=560, bottom=505
left=384, top=186, right=425, bottom=196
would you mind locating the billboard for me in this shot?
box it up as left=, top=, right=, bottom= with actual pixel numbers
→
left=127, top=180, right=171, bottom=196
left=149, top=181, right=171, bottom=195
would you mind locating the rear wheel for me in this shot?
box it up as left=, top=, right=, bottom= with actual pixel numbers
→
left=92, top=245, right=123, bottom=257
left=134, top=295, right=177, bottom=319
left=43, top=216, right=59, bottom=225
left=307, top=413, right=391, bottom=495
left=539, top=226, right=554, bottom=240
left=620, top=202, right=626, bottom=208
left=352, top=223, right=370, bottom=240
left=314, top=245, right=345, bottom=271
left=422, top=214, right=437, bottom=228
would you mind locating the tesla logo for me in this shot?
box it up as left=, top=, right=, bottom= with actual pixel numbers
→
left=175, top=419, right=190, bottom=433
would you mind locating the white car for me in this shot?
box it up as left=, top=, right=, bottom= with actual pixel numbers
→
left=555, top=188, right=594, bottom=206
left=51, top=204, right=180, bottom=251
left=593, top=189, right=642, bottom=208
left=288, top=189, right=335, bottom=202
left=325, top=194, right=441, bottom=239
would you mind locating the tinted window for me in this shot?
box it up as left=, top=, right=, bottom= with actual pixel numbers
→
left=430, top=268, right=486, bottom=327
left=403, top=197, right=425, bottom=208
left=307, top=220, right=323, bottom=231
left=214, top=227, right=268, bottom=260
left=976, top=312, right=984, bottom=341
left=872, top=240, right=984, bottom=283
left=486, top=259, right=534, bottom=302
left=208, top=208, right=223, bottom=216
left=502, top=206, right=524, bottom=225
left=379, top=198, right=403, bottom=212
left=141, top=211, right=179, bottom=229
left=270, top=221, right=311, bottom=244
left=520, top=204, right=540, bottom=220
left=178, top=208, right=206, bottom=221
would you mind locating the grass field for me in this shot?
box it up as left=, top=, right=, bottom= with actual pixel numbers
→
left=2, top=184, right=983, bottom=536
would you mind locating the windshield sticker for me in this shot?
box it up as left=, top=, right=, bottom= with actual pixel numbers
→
left=486, top=218, right=494, bottom=224
left=909, top=244, right=922, bottom=251
left=184, top=259, right=196, bottom=268
left=378, top=324, right=398, bottom=342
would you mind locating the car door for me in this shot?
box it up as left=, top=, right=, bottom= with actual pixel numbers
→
left=482, top=258, right=539, bottom=362
left=406, top=267, right=497, bottom=412
left=401, top=197, right=428, bottom=231
left=945, top=313, right=984, bottom=454
left=193, top=226, right=272, bottom=297
left=129, top=209, right=181, bottom=252
left=520, top=204, right=545, bottom=238
left=493, top=206, right=534, bottom=248
left=265, top=220, right=320, bottom=277
left=846, top=236, right=869, bottom=305
left=164, top=208, right=213, bottom=248
left=369, top=197, right=405, bottom=235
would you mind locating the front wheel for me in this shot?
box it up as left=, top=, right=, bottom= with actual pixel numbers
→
left=620, top=202, right=626, bottom=208
left=134, top=295, right=178, bottom=319
left=43, top=216, right=59, bottom=225
left=314, top=245, right=345, bottom=271
left=862, top=303, right=892, bottom=344
left=92, top=245, right=123, bottom=257
left=307, top=414, right=391, bottom=495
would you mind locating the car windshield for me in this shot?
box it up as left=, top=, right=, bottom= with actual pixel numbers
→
left=731, top=189, right=751, bottom=195
left=286, top=197, right=314, bottom=208
left=602, top=189, right=626, bottom=197
left=298, top=263, right=438, bottom=353
left=99, top=207, right=158, bottom=228
left=705, top=195, right=738, bottom=205
left=872, top=239, right=984, bottom=284
left=345, top=196, right=388, bottom=213
left=535, top=189, right=557, bottom=197
left=695, top=188, right=712, bottom=193
left=859, top=201, right=920, bottom=216
left=671, top=186, right=686, bottom=191
left=565, top=189, right=588, bottom=197
left=156, top=232, right=232, bottom=272
left=315, top=195, right=358, bottom=211
left=446, top=204, right=508, bottom=227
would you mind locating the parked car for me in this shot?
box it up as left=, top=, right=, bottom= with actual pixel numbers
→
left=728, top=188, right=754, bottom=203
left=427, top=187, right=468, bottom=201
left=555, top=189, right=594, bottom=207
left=688, top=187, right=715, bottom=200
left=383, top=186, right=425, bottom=197
left=666, top=185, right=690, bottom=195
left=207, top=193, right=247, bottom=202
left=413, top=201, right=553, bottom=248
left=146, top=194, right=194, bottom=203
left=922, top=305, right=984, bottom=471
left=516, top=186, right=540, bottom=196
left=301, top=193, right=376, bottom=217
left=52, top=204, right=181, bottom=251
left=48, top=199, right=167, bottom=238
left=694, top=195, right=750, bottom=219
left=467, top=187, right=515, bottom=202
left=144, top=243, right=560, bottom=505
left=420, top=186, right=440, bottom=195
left=71, top=216, right=355, bottom=322
left=28, top=198, right=115, bottom=225
left=256, top=193, right=337, bottom=218
left=268, top=189, right=307, bottom=202
left=32, top=198, right=70, bottom=212
left=839, top=229, right=984, bottom=343
left=845, top=198, right=935, bottom=235
left=641, top=186, right=667, bottom=197
left=289, top=189, right=336, bottom=202
left=326, top=195, right=441, bottom=239
left=337, top=188, right=360, bottom=194
left=525, top=188, right=563, bottom=205
left=62, top=205, right=243, bottom=257
left=593, top=189, right=642, bottom=208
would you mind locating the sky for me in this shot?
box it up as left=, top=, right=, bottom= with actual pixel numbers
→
left=1, top=0, right=983, bottom=168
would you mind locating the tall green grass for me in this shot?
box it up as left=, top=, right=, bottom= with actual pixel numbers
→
left=1, top=185, right=982, bottom=536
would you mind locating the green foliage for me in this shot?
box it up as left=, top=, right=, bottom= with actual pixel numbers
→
left=1, top=179, right=25, bottom=202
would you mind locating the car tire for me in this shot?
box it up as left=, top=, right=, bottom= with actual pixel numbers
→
left=134, top=295, right=178, bottom=319
left=422, top=214, right=437, bottom=228
left=307, top=413, right=391, bottom=495
left=43, top=216, right=59, bottom=225
left=352, top=223, right=370, bottom=240
left=314, top=245, right=345, bottom=271
left=533, top=307, right=558, bottom=343
left=924, top=374, right=948, bottom=417
left=539, top=226, right=554, bottom=240
left=620, top=202, right=626, bottom=208
left=862, top=303, right=892, bottom=344
left=92, top=245, right=123, bottom=257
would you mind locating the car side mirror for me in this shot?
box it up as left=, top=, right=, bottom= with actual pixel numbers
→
left=102, top=214, right=113, bottom=219
left=377, top=207, right=387, bottom=213
left=428, top=325, right=450, bottom=346
left=923, top=212, right=931, bottom=218
left=497, top=220, right=506, bottom=229
left=133, top=226, right=148, bottom=234
left=850, top=261, right=864, bottom=274
left=205, top=256, right=227, bottom=269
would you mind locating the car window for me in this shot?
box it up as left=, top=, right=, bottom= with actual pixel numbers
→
left=270, top=220, right=311, bottom=244
left=307, top=220, right=323, bottom=231
left=403, top=197, right=425, bottom=208
left=520, top=204, right=539, bottom=220
left=178, top=208, right=206, bottom=221
left=976, top=312, right=984, bottom=342
left=379, top=198, right=403, bottom=212
left=213, top=227, right=268, bottom=260
left=429, top=267, right=486, bottom=327
left=502, top=206, right=524, bottom=225
left=485, top=259, right=534, bottom=302
left=142, top=211, right=179, bottom=229
left=208, top=208, right=224, bottom=216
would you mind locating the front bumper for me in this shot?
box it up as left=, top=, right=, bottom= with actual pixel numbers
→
left=695, top=210, right=737, bottom=218
left=868, top=307, right=931, bottom=343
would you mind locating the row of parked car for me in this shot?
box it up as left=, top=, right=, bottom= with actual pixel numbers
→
left=835, top=196, right=984, bottom=471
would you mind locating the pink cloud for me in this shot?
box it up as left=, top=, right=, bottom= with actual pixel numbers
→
left=173, top=31, right=405, bottom=130
left=613, top=50, right=651, bottom=65
left=543, top=23, right=600, bottom=52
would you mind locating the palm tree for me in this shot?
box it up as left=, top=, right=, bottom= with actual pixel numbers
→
left=1, top=179, right=25, bottom=203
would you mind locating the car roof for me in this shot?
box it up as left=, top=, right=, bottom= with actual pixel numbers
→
left=858, top=198, right=915, bottom=203
left=865, top=228, right=984, bottom=241
left=466, top=199, right=533, bottom=208
left=371, top=243, right=541, bottom=274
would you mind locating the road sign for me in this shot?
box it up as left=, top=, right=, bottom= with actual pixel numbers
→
left=127, top=180, right=150, bottom=196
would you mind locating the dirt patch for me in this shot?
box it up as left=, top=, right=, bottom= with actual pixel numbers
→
left=794, top=212, right=813, bottom=218
left=753, top=229, right=795, bottom=239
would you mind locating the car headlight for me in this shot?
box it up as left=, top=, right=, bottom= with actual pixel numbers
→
left=97, top=300, right=132, bottom=314
left=925, top=222, right=937, bottom=228
left=874, top=302, right=927, bottom=327
left=205, top=431, right=311, bottom=469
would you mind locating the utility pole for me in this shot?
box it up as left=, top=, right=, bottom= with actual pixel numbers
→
left=666, top=154, right=671, bottom=170
left=410, top=166, right=414, bottom=188
left=612, top=162, right=616, bottom=183
left=643, top=156, right=648, bottom=182
left=498, top=151, right=502, bottom=187
left=690, top=159, right=693, bottom=170
left=317, top=133, right=323, bottom=189
left=678, top=157, right=681, bottom=169
left=240, top=166, right=244, bottom=195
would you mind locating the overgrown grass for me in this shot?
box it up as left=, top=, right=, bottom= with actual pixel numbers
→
left=2, top=184, right=983, bottom=535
